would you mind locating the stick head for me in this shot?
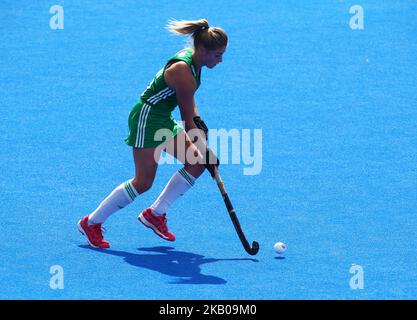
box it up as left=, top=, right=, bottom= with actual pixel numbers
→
left=247, top=241, right=259, bottom=255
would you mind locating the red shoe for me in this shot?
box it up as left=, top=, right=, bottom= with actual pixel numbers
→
left=138, top=208, right=176, bottom=241
left=77, top=215, right=110, bottom=249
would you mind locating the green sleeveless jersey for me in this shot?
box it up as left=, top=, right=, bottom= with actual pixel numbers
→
left=140, top=48, right=201, bottom=114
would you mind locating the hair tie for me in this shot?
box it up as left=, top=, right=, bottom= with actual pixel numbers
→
left=201, top=25, right=208, bottom=31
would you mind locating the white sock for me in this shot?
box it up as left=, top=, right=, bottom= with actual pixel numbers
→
left=88, top=179, right=139, bottom=225
left=150, top=168, right=196, bottom=215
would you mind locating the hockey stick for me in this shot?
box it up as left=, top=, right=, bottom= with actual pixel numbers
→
left=193, top=117, right=259, bottom=255
left=213, top=169, right=260, bottom=255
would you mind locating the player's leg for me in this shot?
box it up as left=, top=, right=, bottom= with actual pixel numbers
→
left=86, top=147, right=159, bottom=225
left=78, top=147, right=160, bottom=248
left=148, top=130, right=205, bottom=216
left=131, top=147, right=160, bottom=193
left=136, top=139, right=176, bottom=240
left=138, top=130, right=204, bottom=241
left=168, top=129, right=206, bottom=178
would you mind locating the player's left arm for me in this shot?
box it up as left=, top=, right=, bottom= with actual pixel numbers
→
left=165, top=61, right=219, bottom=175
left=164, top=61, right=205, bottom=142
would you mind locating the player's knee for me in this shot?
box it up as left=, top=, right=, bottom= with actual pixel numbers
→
left=184, top=163, right=205, bottom=178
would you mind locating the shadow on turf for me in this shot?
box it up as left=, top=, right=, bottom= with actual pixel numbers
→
left=79, top=245, right=257, bottom=285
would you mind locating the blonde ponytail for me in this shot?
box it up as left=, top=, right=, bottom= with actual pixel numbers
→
left=167, top=19, right=209, bottom=35
left=166, top=19, right=228, bottom=50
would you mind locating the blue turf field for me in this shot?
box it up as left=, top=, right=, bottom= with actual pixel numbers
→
left=1, top=0, right=416, bottom=299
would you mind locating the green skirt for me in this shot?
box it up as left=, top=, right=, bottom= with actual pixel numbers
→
left=125, top=101, right=183, bottom=148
